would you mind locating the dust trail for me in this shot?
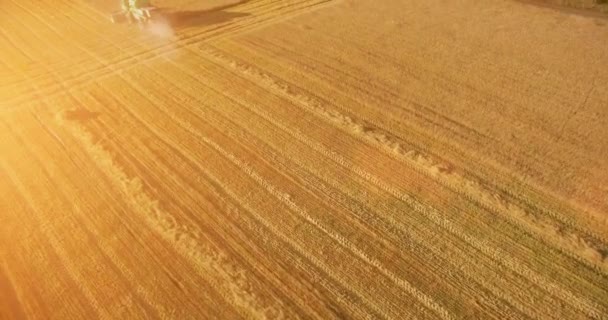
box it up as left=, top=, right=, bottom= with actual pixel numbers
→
left=143, top=17, right=180, bottom=60
left=146, top=18, right=175, bottom=40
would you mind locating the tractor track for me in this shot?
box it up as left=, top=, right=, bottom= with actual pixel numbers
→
left=2, top=0, right=608, bottom=318
left=1, top=0, right=334, bottom=106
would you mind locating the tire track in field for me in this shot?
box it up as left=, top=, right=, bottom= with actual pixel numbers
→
left=218, top=127, right=534, bottom=318
left=104, top=66, right=453, bottom=319
left=261, top=18, right=608, bottom=231
left=0, top=61, right=38, bottom=114
left=14, top=6, right=436, bottom=316
left=238, top=35, right=493, bottom=147
left=69, top=92, right=330, bottom=319
left=167, top=93, right=537, bottom=318
left=38, top=12, right=378, bottom=316
left=227, top=35, right=601, bottom=239
left=122, top=59, right=564, bottom=318
left=73, top=89, right=387, bottom=320
left=229, top=25, right=605, bottom=193
left=171, top=45, right=607, bottom=317
left=78, top=118, right=341, bottom=320
left=27, top=108, right=225, bottom=319
left=2, top=94, right=211, bottom=318
left=234, top=33, right=607, bottom=241
left=5, top=0, right=608, bottom=318
left=1, top=1, right=110, bottom=75
left=0, top=187, right=86, bottom=319
left=2, top=0, right=336, bottom=106
left=0, top=8, right=93, bottom=83
left=233, top=36, right=528, bottom=172
left=0, top=254, right=28, bottom=319
left=59, top=57, right=370, bottom=318
left=25, top=80, right=279, bottom=319
left=0, top=27, right=60, bottom=106
left=246, top=103, right=607, bottom=318
left=5, top=109, right=208, bottom=319
left=13, top=63, right=524, bottom=318
left=1, top=0, right=255, bottom=100
left=199, top=0, right=337, bottom=40
left=55, top=111, right=285, bottom=320
left=86, top=73, right=416, bottom=319
left=203, top=136, right=454, bottom=320
left=27, top=45, right=604, bottom=320
left=17, top=2, right=370, bottom=314
left=0, top=122, right=111, bottom=320
left=193, top=44, right=608, bottom=274
left=0, top=2, right=103, bottom=107
left=4, top=0, right=158, bottom=104
left=138, top=61, right=556, bottom=319
left=143, top=48, right=608, bottom=317
left=246, top=103, right=607, bottom=317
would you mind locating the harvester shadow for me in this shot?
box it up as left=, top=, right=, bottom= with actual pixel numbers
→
left=161, top=0, right=252, bottom=30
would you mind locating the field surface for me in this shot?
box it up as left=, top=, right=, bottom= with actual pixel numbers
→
left=2, top=0, right=608, bottom=319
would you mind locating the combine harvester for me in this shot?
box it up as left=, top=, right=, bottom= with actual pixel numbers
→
left=110, top=0, right=160, bottom=25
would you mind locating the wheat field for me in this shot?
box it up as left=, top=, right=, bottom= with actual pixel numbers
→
left=1, top=0, right=608, bottom=318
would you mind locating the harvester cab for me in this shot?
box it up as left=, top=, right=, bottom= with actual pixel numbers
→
left=110, top=0, right=158, bottom=25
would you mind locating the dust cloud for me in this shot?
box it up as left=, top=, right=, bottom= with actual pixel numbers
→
left=146, top=17, right=175, bottom=39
